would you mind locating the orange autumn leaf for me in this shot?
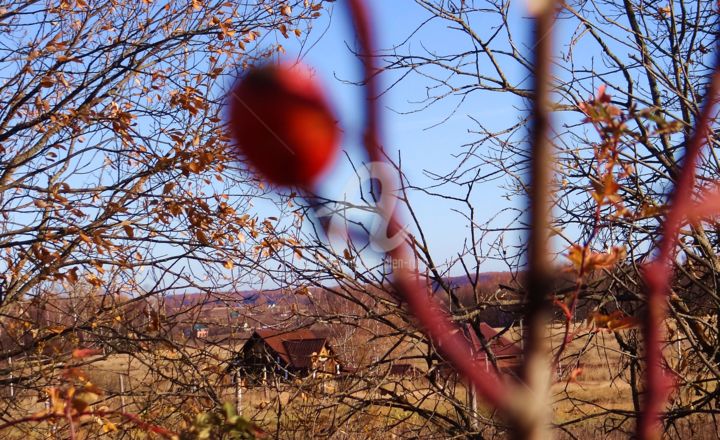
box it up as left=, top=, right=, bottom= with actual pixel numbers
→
left=590, top=173, right=621, bottom=205
left=62, top=367, right=88, bottom=381
left=635, top=202, right=666, bottom=219
left=587, top=310, right=640, bottom=331
left=568, top=367, right=583, bottom=382
left=567, top=245, right=626, bottom=272
left=72, top=348, right=102, bottom=359
left=47, top=325, right=67, bottom=334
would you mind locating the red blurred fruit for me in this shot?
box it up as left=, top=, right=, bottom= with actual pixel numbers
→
left=227, top=62, right=340, bottom=187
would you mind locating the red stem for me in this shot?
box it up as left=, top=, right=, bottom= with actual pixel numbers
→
left=345, top=0, right=510, bottom=411
left=638, top=56, right=720, bottom=439
left=555, top=108, right=620, bottom=369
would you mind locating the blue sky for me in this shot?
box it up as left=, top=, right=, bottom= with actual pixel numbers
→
left=270, top=1, right=535, bottom=272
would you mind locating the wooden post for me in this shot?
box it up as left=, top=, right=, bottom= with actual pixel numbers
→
left=235, top=371, right=243, bottom=413
left=119, top=373, right=126, bottom=409
left=263, top=367, right=268, bottom=399
left=8, top=356, right=13, bottom=398
left=470, top=382, right=479, bottom=432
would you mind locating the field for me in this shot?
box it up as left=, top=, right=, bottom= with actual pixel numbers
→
left=6, top=322, right=712, bottom=439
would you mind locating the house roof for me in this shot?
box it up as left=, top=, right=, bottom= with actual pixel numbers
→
left=252, top=328, right=332, bottom=369
left=284, top=339, right=327, bottom=369
left=430, top=324, right=522, bottom=378
left=465, top=323, right=522, bottom=360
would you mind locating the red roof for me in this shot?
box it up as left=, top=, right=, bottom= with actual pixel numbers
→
left=466, top=323, right=522, bottom=360
left=433, top=324, right=522, bottom=377
left=253, top=328, right=330, bottom=369
left=284, top=339, right=327, bottom=369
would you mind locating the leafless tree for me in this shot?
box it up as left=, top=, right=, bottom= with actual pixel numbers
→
left=252, top=0, right=720, bottom=438
left=0, top=0, right=334, bottom=437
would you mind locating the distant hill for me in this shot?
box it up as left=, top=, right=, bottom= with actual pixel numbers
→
left=161, top=272, right=517, bottom=310
left=431, top=272, right=516, bottom=291
left=161, top=288, right=315, bottom=312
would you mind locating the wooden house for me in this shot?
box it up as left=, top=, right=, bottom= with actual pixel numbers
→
left=466, top=322, right=523, bottom=372
left=432, top=322, right=523, bottom=382
left=229, top=328, right=341, bottom=386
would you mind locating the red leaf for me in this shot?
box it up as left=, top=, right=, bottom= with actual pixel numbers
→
left=72, top=348, right=102, bottom=359
left=568, top=367, right=583, bottom=382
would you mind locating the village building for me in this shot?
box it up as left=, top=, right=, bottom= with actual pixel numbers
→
left=229, top=328, right=341, bottom=387
left=431, top=322, right=523, bottom=383
left=466, top=322, right=523, bottom=372
left=193, top=324, right=209, bottom=339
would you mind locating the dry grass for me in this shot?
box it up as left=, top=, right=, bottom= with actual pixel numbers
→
left=2, top=324, right=717, bottom=438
